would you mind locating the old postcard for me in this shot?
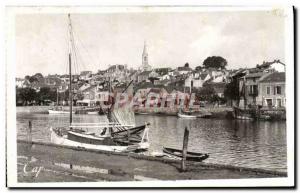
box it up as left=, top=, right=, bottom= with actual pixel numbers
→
left=6, top=6, right=294, bottom=188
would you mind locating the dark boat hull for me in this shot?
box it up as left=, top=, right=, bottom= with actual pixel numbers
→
left=163, top=147, right=209, bottom=162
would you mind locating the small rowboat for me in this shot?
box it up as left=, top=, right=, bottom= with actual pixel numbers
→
left=163, top=147, right=209, bottom=162
left=177, top=112, right=197, bottom=118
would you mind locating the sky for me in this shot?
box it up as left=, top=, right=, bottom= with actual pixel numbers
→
left=15, top=10, right=286, bottom=78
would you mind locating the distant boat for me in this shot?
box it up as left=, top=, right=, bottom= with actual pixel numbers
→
left=177, top=109, right=197, bottom=118
left=48, top=87, right=73, bottom=114
left=235, top=115, right=253, bottom=120
left=233, top=107, right=254, bottom=120
left=177, top=112, right=197, bottom=118
left=163, top=147, right=209, bottom=162
left=87, top=111, right=98, bottom=115
left=48, top=109, right=75, bottom=114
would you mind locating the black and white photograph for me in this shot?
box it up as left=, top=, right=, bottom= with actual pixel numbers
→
left=5, top=5, right=294, bottom=188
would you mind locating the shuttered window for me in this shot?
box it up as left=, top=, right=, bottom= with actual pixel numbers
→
left=266, top=86, right=270, bottom=95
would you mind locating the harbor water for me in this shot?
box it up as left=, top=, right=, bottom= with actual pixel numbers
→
left=16, top=107, right=287, bottom=172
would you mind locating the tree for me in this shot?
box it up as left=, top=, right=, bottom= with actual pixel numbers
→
left=28, top=76, right=39, bottom=83
left=16, top=87, right=37, bottom=105
left=35, top=87, right=56, bottom=105
left=203, top=56, right=227, bottom=69
left=224, top=80, right=239, bottom=106
left=196, top=85, right=216, bottom=102
left=184, top=62, right=189, bottom=68
left=24, top=75, right=31, bottom=81
left=33, top=73, right=44, bottom=80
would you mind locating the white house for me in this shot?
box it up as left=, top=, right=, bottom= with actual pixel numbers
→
left=184, top=72, right=211, bottom=89
left=257, top=60, right=286, bottom=73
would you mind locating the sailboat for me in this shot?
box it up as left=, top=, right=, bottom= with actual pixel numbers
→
left=233, top=77, right=254, bottom=120
left=177, top=86, right=197, bottom=118
left=48, top=84, right=75, bottom=114
left=50, top=14, right=150, bottom=153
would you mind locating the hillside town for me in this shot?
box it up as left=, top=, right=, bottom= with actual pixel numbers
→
left=12, top=9, right=291, bottom=185
left=16, top=43, right=286, bottom=113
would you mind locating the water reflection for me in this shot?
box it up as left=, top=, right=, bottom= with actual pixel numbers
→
left=17, top=112, right=287, bottom=172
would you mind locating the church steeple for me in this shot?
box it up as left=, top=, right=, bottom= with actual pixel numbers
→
left=142, top=41, right=147, bottom=56
left=142, top=41, right=151, bottom=71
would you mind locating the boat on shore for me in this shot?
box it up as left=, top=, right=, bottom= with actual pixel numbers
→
left=49, top=14, right=150, bottom=153
left=50, top=122, right=150, bottom=153
left=163, top=147, right=209, bottom=162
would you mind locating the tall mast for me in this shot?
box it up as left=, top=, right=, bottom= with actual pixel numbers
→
left=56, top=88, right=59, bottom=106
left=107, top=77, right=112, bottom=122
left=68, top=14, right=73, bottom=124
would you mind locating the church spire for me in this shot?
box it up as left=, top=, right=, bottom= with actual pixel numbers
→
left=142, top=40, right=151, bottom=71
left=142, top=40, right=147, bottom=56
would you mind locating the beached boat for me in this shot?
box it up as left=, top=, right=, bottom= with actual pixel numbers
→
left=50, top=14, right=150, bottom=153
left=50, top=123, right=150, bottom=152
left=163, top=147, right=209, bottom=162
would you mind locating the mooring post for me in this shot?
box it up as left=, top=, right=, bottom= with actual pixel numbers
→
left=181, top=126, right=189, bottom=172
left=27, top=121, right=33, bottom=161
left=28, top=121, right=32, bottom=143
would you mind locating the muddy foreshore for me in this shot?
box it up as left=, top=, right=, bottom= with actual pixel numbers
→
left=17, top=140, right=287, bottom=183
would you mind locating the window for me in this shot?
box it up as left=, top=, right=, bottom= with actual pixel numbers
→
left=266, top=86, right=270, bottom=95
left=277, top=99, right=282, bottom=107
left=276, top=86, right=281, bottom=95
left=266, top=99, right=272, bottom=107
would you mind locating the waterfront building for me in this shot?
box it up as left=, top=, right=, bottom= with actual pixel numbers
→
left=237, top=61, right=286, bottom=108
left=76, top=84, right=109, bottom=106
left=258, top=72, right=286, bottom=108
left=238, top=70, right=270, bottom=108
